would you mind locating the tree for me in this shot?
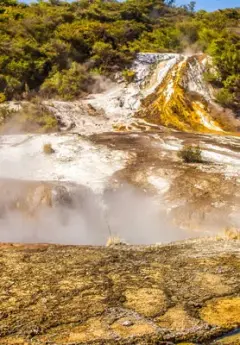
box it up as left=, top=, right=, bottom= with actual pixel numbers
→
left=166, top=0, right=176, bottom=7
left=188, top=1, right=196, bottom=13
left=0, top=0, right=238, bottom=104
left=0, top=0, right=18, bottom=5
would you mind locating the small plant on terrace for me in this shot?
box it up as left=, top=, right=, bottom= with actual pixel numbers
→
left=43, top=143, right=55, bottom=155
left=178, top=144, right=203, bottom=163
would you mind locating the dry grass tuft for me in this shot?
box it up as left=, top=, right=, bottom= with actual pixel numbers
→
left=217, top=228, right=240, bottom=241
left=224, top=228, right=240, bottom=240
left=106, top=236, right=126, bottom=247
left=43, top=143, right=55, bottom=155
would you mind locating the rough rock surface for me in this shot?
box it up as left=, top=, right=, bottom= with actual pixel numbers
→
left=0, top=238, right=239, bottom=344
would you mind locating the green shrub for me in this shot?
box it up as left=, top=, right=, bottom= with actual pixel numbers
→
left=20, top=101, right=59, bottom=132
left=178, top=21, right=200, bottom=44
left=203, top=71, right=219, bottom=83
left=178, top=145, right=203, bottom=163
left=215, top=88, right=234, bottom=107
left=122, top=69, right=136, bottom=83
left=41, top=63, right=91, bottom=100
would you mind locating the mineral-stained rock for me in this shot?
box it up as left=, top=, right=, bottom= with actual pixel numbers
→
left=0, top=237, right=239, bottom=344
left=124, top=287, right=167, bottom=317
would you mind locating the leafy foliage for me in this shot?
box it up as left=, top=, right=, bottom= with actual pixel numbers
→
left=40, top=62, right=92, bottom=99
left=206, top=32, right=240, bottom=111
left=0, top=0, right=239, bottom=109
left=215, top=88, right=234, bottom=107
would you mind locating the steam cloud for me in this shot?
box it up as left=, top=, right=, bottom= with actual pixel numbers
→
left=0, top=181, right=190, bottom=245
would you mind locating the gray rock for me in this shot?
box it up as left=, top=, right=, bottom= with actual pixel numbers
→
left=122, top=320, right=134, bottom=327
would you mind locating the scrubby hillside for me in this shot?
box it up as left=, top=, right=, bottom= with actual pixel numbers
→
left=0, top=0, right=239, bottom=112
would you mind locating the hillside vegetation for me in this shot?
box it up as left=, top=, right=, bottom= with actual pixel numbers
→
left=0, top=0, right=239, bottom=111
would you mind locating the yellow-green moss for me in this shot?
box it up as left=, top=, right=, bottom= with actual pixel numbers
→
left=200, top=297, right=240, bottom=327
left=124, top=288, right=167, bottom=317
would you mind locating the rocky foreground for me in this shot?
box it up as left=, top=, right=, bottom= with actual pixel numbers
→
left=0, top=238, right=239, bottom=345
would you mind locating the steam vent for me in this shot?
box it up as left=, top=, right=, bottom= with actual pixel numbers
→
left=0, top=1, right=240, bottom=343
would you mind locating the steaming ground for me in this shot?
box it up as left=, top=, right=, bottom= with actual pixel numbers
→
left=0, top=52, right=239, bottom=245
left=0, top=131, right=239, bottom=245
left=0, top=183, right=189, bottom=245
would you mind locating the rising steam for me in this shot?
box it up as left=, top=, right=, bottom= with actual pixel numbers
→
left=0, top=181, right=190, bottom=245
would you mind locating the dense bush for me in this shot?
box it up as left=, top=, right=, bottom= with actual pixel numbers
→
left=0, top=0, right=238, bottom=109
left=207, top=33, right=240, bottom=112
left=40, top=62, right=92, bottom=100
